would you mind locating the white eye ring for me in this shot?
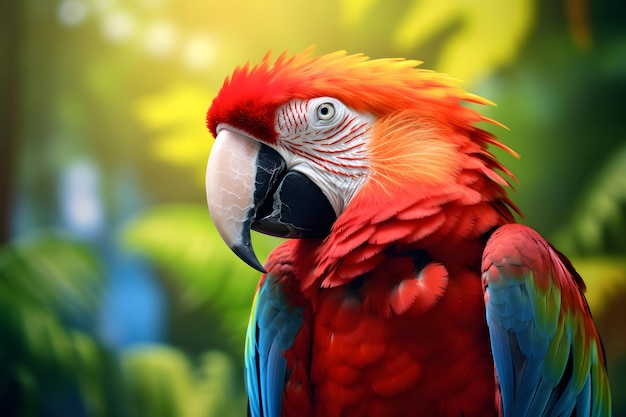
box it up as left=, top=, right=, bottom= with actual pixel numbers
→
left=316, top=102, right=336, bottom=121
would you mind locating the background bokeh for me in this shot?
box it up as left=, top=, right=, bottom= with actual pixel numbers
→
left=1, top=0, right=625, bottom=416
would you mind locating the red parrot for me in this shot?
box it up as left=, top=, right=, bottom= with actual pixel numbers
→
left=204, top=49, right=612, bottom=417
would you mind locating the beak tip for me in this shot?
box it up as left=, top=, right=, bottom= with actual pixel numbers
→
left=231, top=243, right=267, bottom=274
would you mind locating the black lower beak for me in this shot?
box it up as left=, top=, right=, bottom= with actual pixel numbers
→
left=207, top=128, right=337, bottom=273
left=253, top=170, right=336, bottom=239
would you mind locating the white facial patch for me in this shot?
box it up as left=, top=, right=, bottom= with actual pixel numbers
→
left=273, top=97, right=374, bottom=215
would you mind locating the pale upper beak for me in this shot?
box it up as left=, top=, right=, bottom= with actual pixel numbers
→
left=206, top=127, right=336, bottom=272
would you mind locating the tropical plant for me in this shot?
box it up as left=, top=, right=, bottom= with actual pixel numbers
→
left=0, top=231, right=251, bottom=417
left=0, top=232, right=116, bottom=417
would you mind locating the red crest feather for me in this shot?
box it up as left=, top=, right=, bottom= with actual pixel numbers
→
left=207, top=49, right=522, bottom=288
left=206, top=48, right=510, bottom=148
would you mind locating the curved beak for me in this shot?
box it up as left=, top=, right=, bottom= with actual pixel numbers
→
left=206, top=129, right=285, bottom=272
left=206, top=128, right=337, bottom=273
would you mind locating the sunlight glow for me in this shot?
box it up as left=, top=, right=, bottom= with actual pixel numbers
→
left=102, top=10, right=135, bottom=42
left=59, top=160, right=104, bottom=239
left=137, top=0, right=167, bottom=9
left=144, top=21, right=177, bottom=57
left=182, top=33, right=214, bottom=70
left=57, top=0, right=88, bottom=27
left=93, top=0, right=114, bottom=9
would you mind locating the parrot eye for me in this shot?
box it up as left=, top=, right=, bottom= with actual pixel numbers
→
left=316, top=103, right=336, bottom=121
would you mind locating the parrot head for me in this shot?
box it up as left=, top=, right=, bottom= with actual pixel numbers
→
left=206, top=48, right=514, bottom=272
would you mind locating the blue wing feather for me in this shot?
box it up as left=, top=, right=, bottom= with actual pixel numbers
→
left=487, top=313, right=515, bottom=412
left=245, top=270, right=304, bottom=417
left=482, top=224, right=611, bottom=417
left=577, top=375, right=592, bottom=417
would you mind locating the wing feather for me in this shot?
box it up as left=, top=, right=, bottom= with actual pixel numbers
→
left=482, top=224, right=611, bottom=417
left=245, top=244, right=307, bottom=417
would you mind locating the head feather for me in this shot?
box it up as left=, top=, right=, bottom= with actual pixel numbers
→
left=207, top=49, right=522, bottom=287
left=206, top=48, right=499, bottom=145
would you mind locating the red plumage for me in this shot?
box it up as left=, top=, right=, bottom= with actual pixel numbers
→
left=206, top=50, right=611, bottom=416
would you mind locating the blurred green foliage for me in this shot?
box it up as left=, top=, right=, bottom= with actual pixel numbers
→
left=0, top=233, right=116, bottom=417
left=121, top=346, right=244, bottom=417
left=122, top=205, right=280, bottom=355
left=554, top=143, right=626, bottom=257
left=2, top=0, right=626, bottom=416
left=0, top=232, right=249, bottom=416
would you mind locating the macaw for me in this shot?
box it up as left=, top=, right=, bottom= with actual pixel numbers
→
left=204, top=49, right=612, bottom=417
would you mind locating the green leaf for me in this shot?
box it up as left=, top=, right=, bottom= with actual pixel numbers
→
left=340, top=0, right=379, bottom=26
left=569, top=257, right=626, bottom=317
left=342, top=0, right=535, bottom=84
left=122, top=346, right=193, bottom=417
left=121, top=345, right=245, bottom=417
left=135, top=84, right=216, bottom=183
left=0, top=232, right=113, bottom=417
left=554, top=142, right=626, bottom=256
left=0, top=231, right=104, bottom=318
left=192, top=350, right=246, bottom=417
